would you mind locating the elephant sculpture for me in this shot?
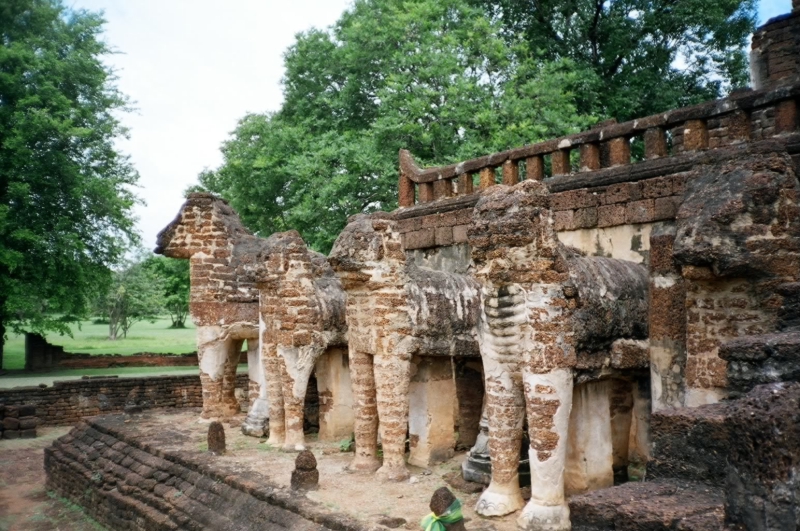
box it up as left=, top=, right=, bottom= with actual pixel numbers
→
left=244, top=230, right=347, bottom=451
left=329, top=213, right=480, bottom=481
left=155, top=193, right=267, bottom=421
left=467, top=180, right=648, bottom=530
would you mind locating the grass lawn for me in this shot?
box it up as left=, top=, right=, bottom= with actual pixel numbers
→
left=3, top=317, right=197, bottom=371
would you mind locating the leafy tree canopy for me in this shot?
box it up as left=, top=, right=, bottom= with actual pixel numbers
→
left=0, top=0, right=139, bottom=366
left=473, top=0, right=757, bottom=120
left=199, top=0, right=594, bottom=252
left=199, top=0, right=756, bottom=253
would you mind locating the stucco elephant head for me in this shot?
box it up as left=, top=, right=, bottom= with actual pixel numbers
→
left=156, top=193, right=264, bottom=420
left=469, top=180, right=648, bottom=530
left=330, top=213, right=419, bottom=481
left=245, top=230, right=346, bottom=451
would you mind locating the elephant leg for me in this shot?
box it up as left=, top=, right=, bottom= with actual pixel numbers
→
left=518, top=368, right=574, bottom=531
left=348, top=349, right=380, bottom=473
left=218, top=339, right=243, bottom=418
left=263, top=345, right=286, bottom=446
left=279, top=361, right=306, bottom=452
left=196, top=326, right=238, bottom=419
left=374, top=350, right=411, bottom=482
left=242, top=338, right=270, bottom=437
left=475, top=366, right=526, bottom=516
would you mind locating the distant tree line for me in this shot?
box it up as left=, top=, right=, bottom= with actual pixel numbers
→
left=92, top=254, right=190, bottom=340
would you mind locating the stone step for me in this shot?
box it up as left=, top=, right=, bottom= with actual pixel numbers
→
left=720, top=330, right=800, bottom=396
left=723, top=382, right=800, bottom=529
left=639, top=382, right=800, bottom=529
left=776, top=282, right=800, bottom=331
left=569, top=479, right=727, bottom=531
left=647, top=401, right=733, bottom=484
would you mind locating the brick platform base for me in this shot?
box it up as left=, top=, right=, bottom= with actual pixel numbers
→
left=45, top=412, right=370, bottom=531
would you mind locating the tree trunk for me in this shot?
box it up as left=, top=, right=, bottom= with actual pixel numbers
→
left=0, top=310, right=6, bottom=374
left=0, top=304, right=5, bottom=372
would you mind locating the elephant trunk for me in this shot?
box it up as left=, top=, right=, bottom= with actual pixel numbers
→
left=475, top=284, right=527, bottom=517
left=279, top=344, right=324, bottom=452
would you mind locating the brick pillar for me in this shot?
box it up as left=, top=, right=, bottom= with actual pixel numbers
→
left=479, top=167, right=495, bottom=189
left=649, top=226, right=687, bottom=411
left=457, top=173, right=474, bottom=195
left=751, top=6, right=800, bottom=89
left=644, top=128, right=668, bottom=159
left=526, top=156, right=544, bottom=181
left=399, top=171, right=415, bottom=207
left=502, top=160, right=519, bottom=185
left=579, top=143, right=601, bottom=171
left=433, top=179, right=452, bottom=200
left=551, top=149, right=571, bottom=175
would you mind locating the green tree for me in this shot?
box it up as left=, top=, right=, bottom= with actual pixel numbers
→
left=0, top=0, right=139, bottom=367
left=143, top=255, right=190, bottom=329
left=95, top=257, right=163, bottom=340
left=200, top=0, right=592, bottom=252
left=473, top=0, right=757, bottom=120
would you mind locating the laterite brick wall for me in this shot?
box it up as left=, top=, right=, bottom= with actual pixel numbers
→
left=0, top=374, right=251, bottom=427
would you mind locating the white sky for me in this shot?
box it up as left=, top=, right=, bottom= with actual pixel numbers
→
left=71, top=0, right=354, bottom=251
left=71, top=0, right=790, bottom=251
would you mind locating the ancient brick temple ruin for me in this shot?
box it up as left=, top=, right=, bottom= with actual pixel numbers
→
left=46, top=5, right=800, bottom=531
left=154, top=196, right=354, bottom=445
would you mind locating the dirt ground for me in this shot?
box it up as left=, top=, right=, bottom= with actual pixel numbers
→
left=0, top=411, right=524, bottom=531
left=114, top=410, right=520, bottom=530
left=0, top=427, right=106, bottom=531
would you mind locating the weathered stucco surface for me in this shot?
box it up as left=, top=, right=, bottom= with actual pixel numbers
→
left=244, top=230, right=347, bottom=451
left=330, top=213, right=481, bottom=481
left=155, top=194, right=264, bottom=419
left=557, top=223, right=653, bottom=263
left=468, top=180, right=649, bottom=529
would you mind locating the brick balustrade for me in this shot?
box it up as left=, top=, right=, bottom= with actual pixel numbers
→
left=399, top=82, right=800, bottom=209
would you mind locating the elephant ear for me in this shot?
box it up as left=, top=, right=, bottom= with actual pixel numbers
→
left=277, top=343, right=324, bottom=400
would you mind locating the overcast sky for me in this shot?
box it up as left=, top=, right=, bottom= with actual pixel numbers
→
left=71, top=0, right=791, bottom=251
